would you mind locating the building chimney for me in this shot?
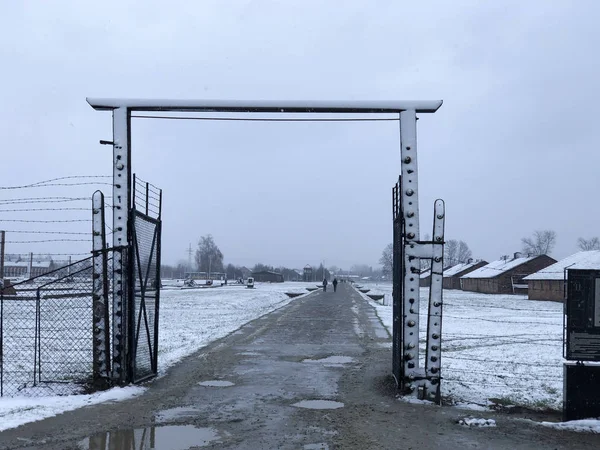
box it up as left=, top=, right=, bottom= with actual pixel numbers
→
left=513, top=252, right=521, bottom=259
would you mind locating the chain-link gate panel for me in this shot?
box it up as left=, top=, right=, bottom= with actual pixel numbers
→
left=129, top=210, right=161, bottom=383
left=0, top=256, right=112, bottom=397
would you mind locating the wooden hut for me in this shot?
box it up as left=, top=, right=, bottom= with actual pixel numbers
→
left=524, top=251, right=600, bottom=301
left=443, top=260, right=488, bottom=290
left=460, top=253, right=556, bottom=295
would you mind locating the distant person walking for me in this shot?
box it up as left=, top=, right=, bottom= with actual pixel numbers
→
left=332, top=278, right=338, bottom=292
left=322, top=278, right=328, bottom=292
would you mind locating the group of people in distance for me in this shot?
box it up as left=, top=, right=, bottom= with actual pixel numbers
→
left=322, top=277, right=338, bottom=292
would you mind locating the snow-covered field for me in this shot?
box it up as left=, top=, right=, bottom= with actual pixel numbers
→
left=358, top=282, right=564, bottom=410
left=157, top=282, right=317, bottom=371
left=0, top=282, right=316, bottom=431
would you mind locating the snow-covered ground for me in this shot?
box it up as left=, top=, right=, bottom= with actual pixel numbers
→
left=3, top=280, right=597, bottom=433
left=358, top=282, right=565, bottom=410
left=0, top=282, right=315, bottom=431
left=0, top=386, right=146, bottom=432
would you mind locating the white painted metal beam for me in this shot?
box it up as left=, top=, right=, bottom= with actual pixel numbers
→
left=87, top=98, right=443, bottom=113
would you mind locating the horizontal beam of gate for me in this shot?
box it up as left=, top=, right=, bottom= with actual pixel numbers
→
left=87, top=98, right=442, bottom=113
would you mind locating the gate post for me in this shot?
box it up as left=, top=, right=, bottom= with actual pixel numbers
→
left=111, top=107, right=132, bottom=384
left=397, top=111, right=446, bottom=400
left=92, top=191, right=110, bottom=387
left=399, top=110, right=423, bottom=386
left=425, top=199, right=445, bottom=402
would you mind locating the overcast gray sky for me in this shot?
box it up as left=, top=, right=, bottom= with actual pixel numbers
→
left=1, top=0, right=599, bottom=270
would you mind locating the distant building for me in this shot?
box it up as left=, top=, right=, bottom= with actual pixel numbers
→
left=443, top=260, right=488, bottom=290
left=419, top=268, right=432, bottom=287
left=460, top=253, right=556, bottom=295
left=252, top=270, right=284, bottom=283
left=3, top=255, right=54, bottom=279
left=523, top=251, right=600, bottom=301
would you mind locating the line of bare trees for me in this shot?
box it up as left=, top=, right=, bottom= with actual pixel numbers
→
left=379, top=230, right=600, bottom=277
left=521, top=230, right=600, bottom=256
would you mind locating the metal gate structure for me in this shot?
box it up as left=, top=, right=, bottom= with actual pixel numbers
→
left=391, top=172, right=446, bottom=402
left=391, top=179, right=403, bottom=381
left=129, top=175, right=162, bottom=383
left=87, top=98, right=443, bottom=397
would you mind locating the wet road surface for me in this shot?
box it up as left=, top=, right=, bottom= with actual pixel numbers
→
left=1, top=283, right=600, bottom=449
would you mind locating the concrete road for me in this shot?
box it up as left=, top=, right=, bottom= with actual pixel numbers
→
left=0, top=283, right=599, bottom=449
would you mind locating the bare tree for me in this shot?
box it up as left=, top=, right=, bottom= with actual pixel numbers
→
left=444, top=239, right=458, bottom=266
left=350, top=264, right=372, bottom=277
left=457, top=241, right=473, bottom=263
left=578, top=237, right=600, bottom=251
left=379, top=244, right=393, bottom=277
left=195, top=234, right=224, bottom=274
left=328, top=265, right=340, bottom=274
left=521, top=230, right=556, bottom=256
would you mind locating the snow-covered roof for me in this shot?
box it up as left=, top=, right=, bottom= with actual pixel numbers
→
left=461, top=256, right=537, bottom=279
left=420, top=269, right=431, bottom=279
left=523, top=251, right=600, bottom=281
left=444, top=262, right=481, bottom=277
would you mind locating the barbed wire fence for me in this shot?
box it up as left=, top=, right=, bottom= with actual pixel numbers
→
left=417, top=297, right=563, bottom=409
left=0, top=176, right=113, bottom=273
left=0, top=175, right=114, bottom=396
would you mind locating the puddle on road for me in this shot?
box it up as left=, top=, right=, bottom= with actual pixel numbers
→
left=239, top=351, right=261, bottom=356
left=292, top=400, right=345, bottom=410
left=198, top=380, right=235, bottom=387
left=155, top=407, right=199, bottom=422
left=302, top=356, right=354, bottom=365
left=79, top=425, right=221, bottom=449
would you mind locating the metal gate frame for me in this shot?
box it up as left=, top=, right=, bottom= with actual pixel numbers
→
left=392, top=178, right=404, bottom=384
left=87, top=98, right=443, bottom=391
left=128, top=176, right=162, bottom=383
left=129, top=210, right=161, bottom=382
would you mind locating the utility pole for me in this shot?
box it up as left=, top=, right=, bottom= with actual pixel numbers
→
left=0, top=230, right=5, bottom=281
left=187, top=243, right=193, bottom=272
left=28, top=252, right=33, bottom=280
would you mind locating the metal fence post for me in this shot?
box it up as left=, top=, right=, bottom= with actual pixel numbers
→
left=0, top=230, right=5, bottom=281
left=92, top=191, right=111, bottom=387
left=34, top=290, right=41, bottom=386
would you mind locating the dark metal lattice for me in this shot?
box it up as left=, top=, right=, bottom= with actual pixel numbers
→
left=129, top=210, right=161, bottom=383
